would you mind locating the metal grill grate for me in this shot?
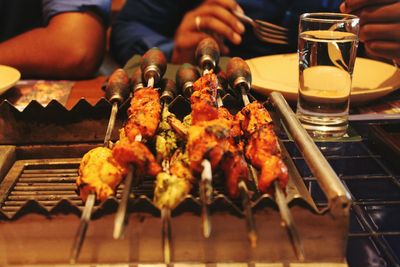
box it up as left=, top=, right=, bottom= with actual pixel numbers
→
left=0, top=160, right=128, bottom=214
left=2, top=168, right=80, bottom=213
left=0, top=160, right=80, bottom=212
left=0, top=159, right=164, bottom=215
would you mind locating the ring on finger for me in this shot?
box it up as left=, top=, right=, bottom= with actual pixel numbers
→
left=195, top=16, right=201, bottom=31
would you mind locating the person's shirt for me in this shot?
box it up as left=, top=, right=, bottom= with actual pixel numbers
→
left=111, top=0, right=342, bottom=66
left=0, top=0, right=111, bottom=42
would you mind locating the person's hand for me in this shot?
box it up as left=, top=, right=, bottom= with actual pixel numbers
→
left=171, top=0, right=245, bottom=64
left=340, top=0, right=400, bottom=62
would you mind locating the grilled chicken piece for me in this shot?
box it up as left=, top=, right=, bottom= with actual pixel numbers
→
left=218, top=106, right=243, bottom=149
left=221, top=151, right=249, bottom=198
left=246, top=125, right=288, bottom=191
left=237, top=101, right=272, bottom=137
left=191, top=100, right=219, bottom=124
left=245, top=125, right=280, bottom=162
left=239, top=102, right=288, bottom=193
left=216, top=108, right=248, bottom=197
left=186, top=118, right=248, bottom=197
left=187, top=119, right=231, bottom=174
left=125, top=87, right=161, bottom=141
left=217, top=106, right=233, bottom=120
left=154, top=149, right=194, bottom=209
left=259, top=155, right=288, bottom=192
left=76, top=147, right=127, bottom=202
left=190, top=88, right=216, bottom=106
left=155, top=107, right=178, bottom=162
left=193, top=72, right=218, bottom=95
left=189, top=73, right=222, bottom=124
left=168, top=115, right=188, bottom=141
left=113, top=136, right=162, bottom=178
left=170, top=149, right=193, bottom=183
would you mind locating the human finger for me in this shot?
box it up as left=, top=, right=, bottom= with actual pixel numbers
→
left=172, top=32, right=209, bottom=64
left=351, top=2, right=400, bottom=24
left=197, top=15, right=242, bottom=45
left=341, top=0, right=397, bottom=13
left=340, top=2, right=346, bottom=13
left=211, top=33, right=230, bottom=55
left=364, top=40, right=400, bottom=60
left=196, top=4, right=245, bottom=34
left=360, top=23, right=400, bottom=42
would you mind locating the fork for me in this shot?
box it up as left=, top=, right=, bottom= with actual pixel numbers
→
left=233, top=10, right=289, bottom=45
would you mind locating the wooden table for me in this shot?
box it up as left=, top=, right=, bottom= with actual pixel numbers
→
left=65, top=76, right=106, bottom=109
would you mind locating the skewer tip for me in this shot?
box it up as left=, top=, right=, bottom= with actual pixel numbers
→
left=203, top=222, right=211, bottom=238
left=248, top=231, right=258, bottom=248
left=113, top=223, right=124, bottom=240
left=161, top=207, right=172, bottom=264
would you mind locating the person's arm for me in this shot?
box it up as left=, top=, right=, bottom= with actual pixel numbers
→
left=110, top=0, right=245, bottom=65
left=340, top=0, right=400, bottom=63
left=110, top=19, right=175, bottom=66
left=111, top=0, right=185, bottom=66
left=0, top=11, right=106, bottom=79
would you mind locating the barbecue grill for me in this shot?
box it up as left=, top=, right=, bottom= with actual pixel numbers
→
left=0, top=93, right=351, bottom=265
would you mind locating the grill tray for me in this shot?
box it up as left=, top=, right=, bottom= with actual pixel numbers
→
left=0, top=95, right=350, bottom=265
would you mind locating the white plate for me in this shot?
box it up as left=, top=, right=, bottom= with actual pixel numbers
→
left=246, top=53, right=400, bottom=103
left=0, top=65, right=21, bottom=95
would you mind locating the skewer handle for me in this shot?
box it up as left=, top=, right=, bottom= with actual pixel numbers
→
left=105, top=68, right=131, bottom=104
left=131, top=68, right=144, bottom=92
left=141, top=47, right=167, bottom=87
left=195, top=37, right=220, bottom=73
left=176, top=63, right=200, bottom=98
left=160, top=78, right=177, bottom=104
left=226, top=57, right=252, bottom=92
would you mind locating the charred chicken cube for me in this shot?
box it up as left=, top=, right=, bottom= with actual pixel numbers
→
left=76, top=147, right=127, bottom=202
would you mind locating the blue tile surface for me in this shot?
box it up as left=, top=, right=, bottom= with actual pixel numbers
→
left=328, top=158, right=388, bottom=177
left=304, top=180, right=328, bottom=204
left=345, top=179, right=400, bottom=202
left=290, top=128, right=400, bottom=266
left=284, top=141, right=371, bottom=158
left=347, top=236, right=391, bottom=267
left=349, top=207, right=367, bottom=234
left=362, top=204, right=400, bottom=232
left=383, top=235, right=400, bottom=265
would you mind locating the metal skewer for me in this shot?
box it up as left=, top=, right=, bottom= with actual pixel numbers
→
left=112, top=68, right=142, bottom=239
left=177, top=62, right=212, bottom=237
left=194, top=37, right=222, bottom=238
left=157, top=78, right=178, bottom=263
left=227, top=57, right=305, bottom=261
left=239, top=180, right=257, bottom=248
left=113, top=48, right=167, bottom=239
left=113, top=68, right=147, bottom=240
left=161, top=207, right=172, bottom=263
left=113, top=161, right=135, bottom=239
left=197, top=38, right=258, bottom=246
left=70, top=68, right=130, bottom=263
left=69, top=192, right=95, bottom=264
left=218, top=73, right=258, bottom=247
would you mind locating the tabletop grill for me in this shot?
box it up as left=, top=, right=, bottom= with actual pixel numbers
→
left=0, top=95, right=350, bottom=266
